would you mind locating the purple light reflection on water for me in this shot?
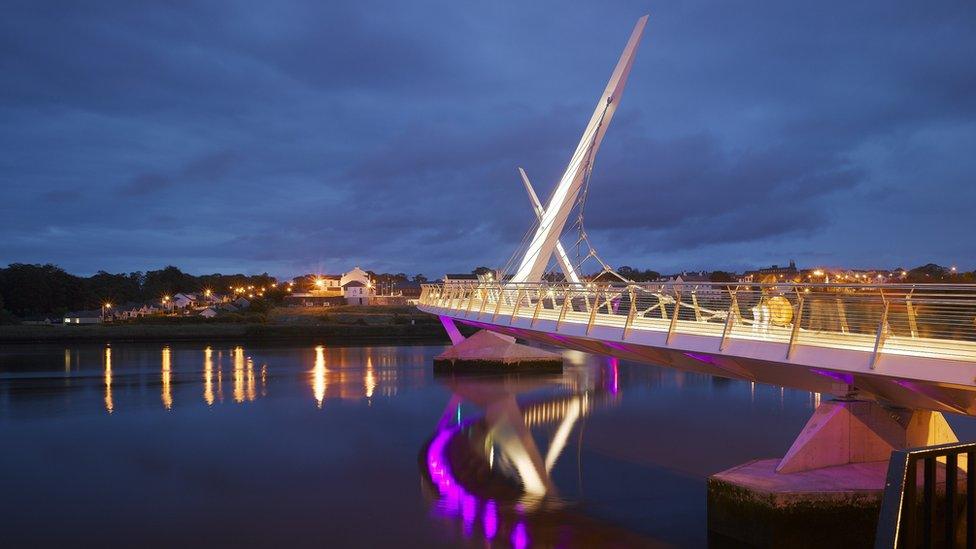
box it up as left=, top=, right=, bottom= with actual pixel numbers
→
left=483, top=500, right=498, bottom=539
left=426, top=423, right=517, bottom=545
left=462, top=494, right=476, bottom=536
left=426, top=427, right=465, bottom=517
left=512, top=521, right=529, bottom=549
left=608, top=357, right=620, bottom=394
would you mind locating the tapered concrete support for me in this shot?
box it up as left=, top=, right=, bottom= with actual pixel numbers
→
left=434, top=329, right=562, bottom=373
left=708, top=399, right=967, bottom=546
left=776, top=399, right=963, bottom=474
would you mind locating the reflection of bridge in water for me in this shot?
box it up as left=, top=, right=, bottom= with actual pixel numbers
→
left=420, top=362, right=653, bottom=547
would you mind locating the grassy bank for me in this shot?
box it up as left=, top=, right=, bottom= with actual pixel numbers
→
left=0, top=305, right=450, bottom=344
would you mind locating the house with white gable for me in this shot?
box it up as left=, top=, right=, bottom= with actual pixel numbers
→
left=171, top=293, right=196, bottom=309
left=342, top=280, right=371, bottom=305
left=340, top=267, right=370, bottom=288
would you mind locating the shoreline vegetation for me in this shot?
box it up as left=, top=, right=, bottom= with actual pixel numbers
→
left=0, top=305, right=451, bottom=344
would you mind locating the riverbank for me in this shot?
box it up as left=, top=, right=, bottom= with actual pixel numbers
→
left=0, top=305, right=452, bottom=344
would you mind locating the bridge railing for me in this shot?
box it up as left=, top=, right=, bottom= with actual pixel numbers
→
left=875, top=441, right=975, bottom=548
left=418, top=281, right=976, bottom=363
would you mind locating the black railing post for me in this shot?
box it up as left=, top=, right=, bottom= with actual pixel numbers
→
left=946, top=453, right=957, bottom=546
left=877, top=450, right=912, bottom=549
left=905, top=456, right=917, bottom=548
left=876, top=442, right=976, bottom=549
left=968, top=449, right=975, bottom=549
left=923, top=457, right=935, bottom=548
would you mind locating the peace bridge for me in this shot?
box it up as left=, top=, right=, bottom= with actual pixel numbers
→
left=416, top=14, right=976, bottom=547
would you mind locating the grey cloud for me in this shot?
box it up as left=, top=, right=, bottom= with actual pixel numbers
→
left=1, top=0, right=975, bottom=277
left=120, top=174, right=173, bottom=197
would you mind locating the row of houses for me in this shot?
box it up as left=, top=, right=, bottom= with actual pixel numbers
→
left=61, top=293, right=252, bottom=325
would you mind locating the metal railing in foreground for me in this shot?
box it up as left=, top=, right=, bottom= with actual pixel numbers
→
left=418, top=281, right=976, bottom=364
left=875, top=441, right=976, bottom=548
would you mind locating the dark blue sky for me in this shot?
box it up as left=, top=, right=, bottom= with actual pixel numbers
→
left=2, top=1, right=974, bottom=278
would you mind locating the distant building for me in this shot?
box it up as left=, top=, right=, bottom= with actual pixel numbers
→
left=443, top=273, right=480, bottom=283
left=343, top=280, right=371, bottom=305
left=309, top=274, right=342, bottom=291
left=396, top=280, right=423, bottom=299
left=663, top=272, right=711, bottom=284
left=660, top=272, right=725, bottom=296
left=740, top=260, right=799, bottom=283
left=285, top=267, right=378, bottom=307
left=63, top=310, right=103, bottom=324
left=233, top=297, right=251, bottom=309
left=341, top=267, right=371, bottom=288
left=112, top=302, right=160, bottom=320
left=171, top=293, right=195, bottom=309
left=198, top=307, right=218, bottom=319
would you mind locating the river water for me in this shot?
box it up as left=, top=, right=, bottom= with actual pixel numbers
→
left=1, top=342, right=974, bottom=547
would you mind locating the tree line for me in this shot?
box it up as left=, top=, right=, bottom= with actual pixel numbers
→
left=0, top=264, right=276, bottom=319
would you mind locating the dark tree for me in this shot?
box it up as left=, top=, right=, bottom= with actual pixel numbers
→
left=709, top=270, right=736, bottom=283
left=0, top=263, right=84, bottom=316
left=907, top=263, right=949, bottom=283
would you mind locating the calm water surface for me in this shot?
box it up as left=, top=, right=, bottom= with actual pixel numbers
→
left=2, top=342, right=974, bottom=547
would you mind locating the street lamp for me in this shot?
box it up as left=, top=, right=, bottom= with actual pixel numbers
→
left=102, top=302, right=112, bottom=320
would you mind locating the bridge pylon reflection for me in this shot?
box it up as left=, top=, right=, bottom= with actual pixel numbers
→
left=422, top=361, right=637, bottom=546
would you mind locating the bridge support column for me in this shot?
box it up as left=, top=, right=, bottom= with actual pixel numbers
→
left=776, top=398, right=963, bottom=473
left=708, top=399, right=965, bottom=546
left=433, top=325, right=563, bottom=373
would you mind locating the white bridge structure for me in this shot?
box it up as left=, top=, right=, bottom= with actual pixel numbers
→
left=417, top=15, right=976, bottom=422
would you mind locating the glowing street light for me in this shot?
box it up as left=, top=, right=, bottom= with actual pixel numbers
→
left=314, top=277, right=325, bottom=289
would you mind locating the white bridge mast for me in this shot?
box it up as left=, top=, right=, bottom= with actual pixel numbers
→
left=509, top=15, right=648, bottom=284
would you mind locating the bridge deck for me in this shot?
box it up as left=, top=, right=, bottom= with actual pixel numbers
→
left=419, top=282, right=976, bottom=413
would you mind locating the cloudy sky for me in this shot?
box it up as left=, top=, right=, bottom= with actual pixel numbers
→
left=2, top=1, right=974, bottom=278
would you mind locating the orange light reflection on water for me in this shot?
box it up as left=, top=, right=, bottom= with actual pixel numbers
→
left=104, top=346, right=113, bottom=414
left=313, top=345, right=326, bottom=408
left=233, top=347, right=245, bottom=403
left=161, top=346, right=172, bottom=410
left=204, top=347, right=214, bottom=406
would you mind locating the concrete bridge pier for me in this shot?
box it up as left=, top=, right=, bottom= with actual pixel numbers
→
left=707, top=396, right=964, bottom=547
left=433, top=317, right=563, bottom=373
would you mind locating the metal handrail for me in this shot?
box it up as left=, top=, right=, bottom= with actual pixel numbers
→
left=875, top=441, right=976, bottom=548
left=418, top=281, right=976, bottom=364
